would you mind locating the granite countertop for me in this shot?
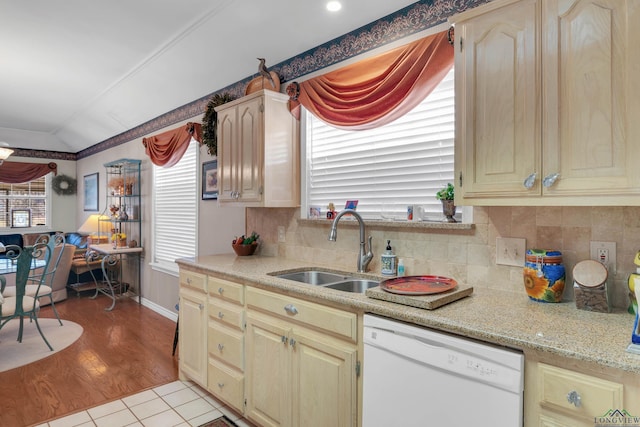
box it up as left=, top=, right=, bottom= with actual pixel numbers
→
left=176, top=254, right=640, bottom=374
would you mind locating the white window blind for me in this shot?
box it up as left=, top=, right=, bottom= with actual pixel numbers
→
left=152, top=140, right=197, bottom=273
left=306, top=67, right=454, bottom=220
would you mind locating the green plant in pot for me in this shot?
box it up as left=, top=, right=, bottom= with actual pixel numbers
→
left=435, top=183, right=457, bottom=223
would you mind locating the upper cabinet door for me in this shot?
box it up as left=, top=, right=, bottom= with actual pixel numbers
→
left=542, top=0, right=640, bottom=197
left=454, top=0, right=540, bottom=200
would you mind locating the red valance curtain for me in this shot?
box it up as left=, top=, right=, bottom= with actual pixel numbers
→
left=0, top=161, right=57, bottom=183
left=295, top=30, right=453, bottom=130
left=142, top=122, right=202, bottom=167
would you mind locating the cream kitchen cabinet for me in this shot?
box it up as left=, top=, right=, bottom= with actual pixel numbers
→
left=207, top=276, right=246, bottom=413
left=178, top=270, right=208, bottom=387
left=524, top=355, right=640, bottom=426
left=216, top=89, right=300, bottom=207
left=245, top=287, right=358, bottom=427
left=452, top=0, right=640, bottom=205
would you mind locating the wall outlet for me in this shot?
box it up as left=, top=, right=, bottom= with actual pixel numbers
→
left=277, top=226, right=286, bottom=243
left=496, top=237, right=526, bottom=267
left=590, top=241, right=616, bottom=274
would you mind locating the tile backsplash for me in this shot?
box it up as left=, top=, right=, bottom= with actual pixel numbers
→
left=247, top=206, right=640, bottom=309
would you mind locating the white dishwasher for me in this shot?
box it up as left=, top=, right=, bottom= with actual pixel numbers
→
left=363, top=315, right=524, bottom=427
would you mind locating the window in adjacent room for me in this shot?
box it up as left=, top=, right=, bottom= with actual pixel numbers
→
left=304, top=67, right=455, bottom=221
left=0, top=175, right=49, bottom=228
left=152, top=139, right=198, bottom=275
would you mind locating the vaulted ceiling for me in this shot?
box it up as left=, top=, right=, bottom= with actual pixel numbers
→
left=0, top=0, right=418, bottom=154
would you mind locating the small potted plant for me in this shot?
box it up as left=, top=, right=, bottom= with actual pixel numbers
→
left=435, top=183, right=457, bottom=223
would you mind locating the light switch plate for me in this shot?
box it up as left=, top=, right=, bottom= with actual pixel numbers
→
left=277, top=226, right=286, bottom=243
left=496, top=237, right=526, bottom=267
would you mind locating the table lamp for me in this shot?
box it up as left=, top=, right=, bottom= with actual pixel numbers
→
left=78, top=214, right=110, bottom=243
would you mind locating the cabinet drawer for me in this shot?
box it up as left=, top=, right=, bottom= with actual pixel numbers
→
left=209, top=298, right=244, bottom=331
left=208, top=359, right=244, bottom=413
left=209, top=276, right=244, bottom=304
left=246, top=287, right=357, bottom=342
left=539, top=363, right=623, bottom=420
left=208, top=321, right=244, bottom=371
left=180, top=270, right=206, bottom=293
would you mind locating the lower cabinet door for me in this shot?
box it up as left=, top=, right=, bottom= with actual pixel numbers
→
left=245, top=312, right=291, bottom=427
left=291, top=330, right=357, bottom=427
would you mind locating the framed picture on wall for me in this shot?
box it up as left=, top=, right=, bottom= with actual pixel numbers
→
left=83, top=172, right=99, bottom=211
left=11, top=209, right=31, bottom=228
left=202, top=160, right=218, bottom=200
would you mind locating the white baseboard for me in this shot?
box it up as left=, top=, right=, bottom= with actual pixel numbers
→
left=132, top=295, right=178, bottom=322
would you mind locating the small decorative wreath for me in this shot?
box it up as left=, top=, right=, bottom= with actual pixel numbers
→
left=51, top=174, right=77, bottom=196
left=201, top=92, right=236, bottom=156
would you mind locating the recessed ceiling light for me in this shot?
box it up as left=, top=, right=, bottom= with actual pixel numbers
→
left=327, top=1, right=342, bottom=12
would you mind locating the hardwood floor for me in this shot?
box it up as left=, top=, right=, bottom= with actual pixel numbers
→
left=0, top=292, right=179, bottom=427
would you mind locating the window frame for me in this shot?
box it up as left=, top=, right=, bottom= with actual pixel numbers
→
left=150, top=139, right=199, bottom=276
left=301, top=68, right=457, bottom=222
left=0, top=174, right=51, bottom=231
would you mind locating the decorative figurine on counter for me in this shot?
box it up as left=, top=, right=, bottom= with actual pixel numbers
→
left=326, top=202, right=336, bottom=220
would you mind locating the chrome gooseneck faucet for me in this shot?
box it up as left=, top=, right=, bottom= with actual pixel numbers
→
left=328, top=209, right=373, bottom=273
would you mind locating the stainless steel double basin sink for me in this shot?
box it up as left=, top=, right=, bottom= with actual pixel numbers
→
left=271, top=269, right=379, bottom=293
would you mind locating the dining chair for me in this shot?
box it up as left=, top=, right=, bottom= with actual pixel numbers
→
left=0, top=243, right=53, bottom=351
left=2, top=233, right=66, bottom=325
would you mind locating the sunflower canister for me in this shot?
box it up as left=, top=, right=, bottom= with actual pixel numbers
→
left=523, top=249, right=565, bottom=302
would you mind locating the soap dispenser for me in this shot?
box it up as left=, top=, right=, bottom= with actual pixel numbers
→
left=381, top=240, right=396, bottom=276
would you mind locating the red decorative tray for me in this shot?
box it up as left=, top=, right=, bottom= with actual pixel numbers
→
left=380, top=275, right=458, bottom=295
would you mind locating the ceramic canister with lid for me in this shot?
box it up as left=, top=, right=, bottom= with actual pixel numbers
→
left=523, top=249, right=565, bottom=302
left=573, top=259, right=610, bottom=313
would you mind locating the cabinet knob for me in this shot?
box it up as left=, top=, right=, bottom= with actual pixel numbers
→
left=289, top=338, right=296, bottom=347
left=523, top=173, right=537, bottom=189
left=218, top=311, right=224, bottom=319
left=281, top=335, right=287, bottom=343
left=543, top=172, right=560, bottom=188
left=284, top=304, right=298, bottom=315
left=186, top=277, right=192, bottom=285
left=566, top=390, right=581, bottom=407
left=218, top=343, right=224, bottom=351
left=198, top=303, right=204, bottom=310
left=218, top=382, right=225, bottom=388
left=218, top=287, right=224, bottom=295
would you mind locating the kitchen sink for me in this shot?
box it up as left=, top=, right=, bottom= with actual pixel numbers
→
left=275, top=270, right=351, bottom=285
left=271, top=269, right=379, bottom=293
left=324, top=279, right=379, bottom=293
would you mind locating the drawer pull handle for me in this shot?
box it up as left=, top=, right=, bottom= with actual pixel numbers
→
left=543, top=172, right=560, bottom=188
left=218, top=382, right=225, bottom=388
left=218, top=343, right=224, bottom=351
left=218, top=287, right=224, bottom=295
left=566, top=390, right=581, bottom=407
left=218, top=311, right=224, bottom=319
left=523, top=172, right=536, bottom=189
left=284, top=304, right=298, bottom=315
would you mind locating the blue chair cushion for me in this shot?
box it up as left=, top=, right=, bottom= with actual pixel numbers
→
left=65, top=232, right=88, bottom=249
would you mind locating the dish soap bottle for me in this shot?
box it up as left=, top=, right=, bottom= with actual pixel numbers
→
left=381, top=240, right=396, bottom=276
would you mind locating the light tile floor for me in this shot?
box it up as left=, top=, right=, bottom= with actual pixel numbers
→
left=35, top=380, right=252, bottom=427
